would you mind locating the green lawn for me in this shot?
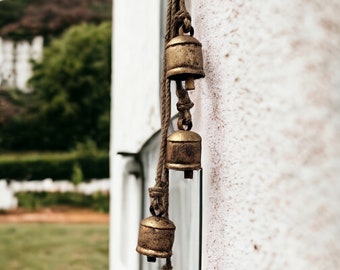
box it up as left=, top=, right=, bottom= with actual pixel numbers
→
left=0, top=223, right=109, bottom=270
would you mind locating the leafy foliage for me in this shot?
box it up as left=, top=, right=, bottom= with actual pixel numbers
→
left=71, top=163, right=84, bottom=186
left=0, top=89, right=26, bottom=124
left=0, top=22, right=111, bottom=151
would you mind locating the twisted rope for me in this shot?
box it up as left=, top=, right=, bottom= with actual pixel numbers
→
left=151, top=0, right=174, bottom=218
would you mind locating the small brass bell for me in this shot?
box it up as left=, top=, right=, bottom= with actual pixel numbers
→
left=136, top=216, right=176, bottom=262
left=166, top=130, right=201, bottom=178
left=165, top=30, right=205, bottom=90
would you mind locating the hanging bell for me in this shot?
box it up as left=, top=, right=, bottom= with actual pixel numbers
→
left=166, top=130, right=201, bottom=179
left=136, top=216, right=176, bottom=262
left=165, top=30, right=205, bottom=90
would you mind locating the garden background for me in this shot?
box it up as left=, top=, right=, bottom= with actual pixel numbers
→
left=0, top=0, right=112, bottom=268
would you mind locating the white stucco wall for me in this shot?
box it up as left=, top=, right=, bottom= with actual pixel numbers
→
left=189, top=1, right=340, bottom=269
left=111, top=0, right=161, bottom=154
left=110, top=0, right=161, bottom=269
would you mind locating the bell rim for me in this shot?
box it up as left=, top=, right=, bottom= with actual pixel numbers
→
left=166, top=68, right=205, bottom=80
left=136, top=246, right=173, bottom=258
left=165, top=162, right=201, bottom=171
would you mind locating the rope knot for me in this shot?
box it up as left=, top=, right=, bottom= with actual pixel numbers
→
left=149, top=186, right=164, bottom=198
left=176, top=100, right=194, bottom=111
left=175, top=81, right=194, bottom=130
left=174, top=10, right=192, bottom=33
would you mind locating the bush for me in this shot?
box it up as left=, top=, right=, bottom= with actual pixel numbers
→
left=70, top=163, right=84, bottom=185
left=0, top=152, right=109, bottom=180
left=16, top=191, right=110, bottom=213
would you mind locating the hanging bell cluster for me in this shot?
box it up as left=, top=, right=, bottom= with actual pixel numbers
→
left=165, top=26, right=204, bottom=179
left=137, top=2, right=205, bottom=267
left=165, top=28, right=205, bottom=90
left=136, top=216, right=176, bottom=262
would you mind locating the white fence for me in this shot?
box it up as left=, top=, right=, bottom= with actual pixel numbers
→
left=0, top=178, right=110, bottom=210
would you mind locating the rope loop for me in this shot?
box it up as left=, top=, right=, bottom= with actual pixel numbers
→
left=178, top=117, right=193, bottom=131
left=174, top=9, right=192, bottom=34
left=149, top=186, right=166, bottom=217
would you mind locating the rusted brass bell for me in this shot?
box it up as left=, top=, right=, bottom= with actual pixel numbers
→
left=165, top=30, right=205, bottom=90
left=166, top=130, right=201, bottom=179
left=136, top=216, right=176, bottom=262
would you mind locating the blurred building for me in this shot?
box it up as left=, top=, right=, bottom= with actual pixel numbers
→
left=110, top=0, right=340, bottom=269
left=0, top=36, right=43, bottom=92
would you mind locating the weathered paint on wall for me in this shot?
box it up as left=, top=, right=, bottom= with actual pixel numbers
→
left=189, top=1, right=340, bottom=269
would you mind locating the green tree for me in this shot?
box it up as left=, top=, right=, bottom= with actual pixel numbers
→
left=0, top=22, right=111, bottom=151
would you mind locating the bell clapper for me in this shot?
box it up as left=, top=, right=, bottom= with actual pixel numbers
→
left=184, top=170, right=194, bottom=179
left=185, top=77, right=195, bottom=90
left=147, top=256, right=156, bottom=263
